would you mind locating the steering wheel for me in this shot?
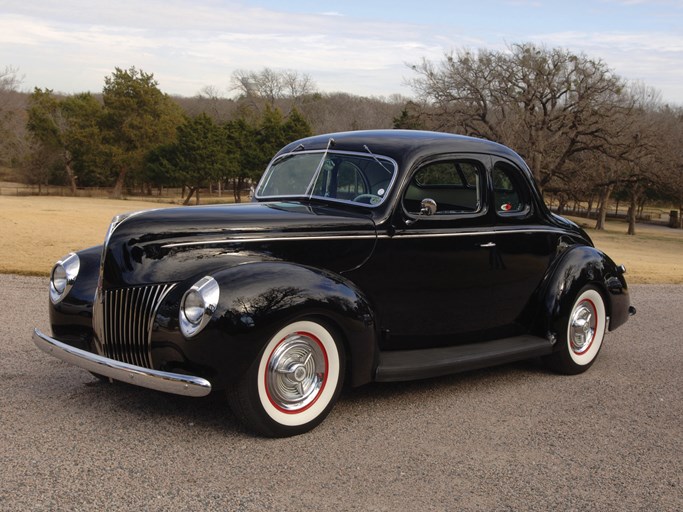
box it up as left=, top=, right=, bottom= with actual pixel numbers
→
left=353, top=194, right=382, bottom=205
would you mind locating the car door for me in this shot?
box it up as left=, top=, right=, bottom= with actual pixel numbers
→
left=488, top=158, right=557, bottom=336
left=351, top=154, right=499, bottom=350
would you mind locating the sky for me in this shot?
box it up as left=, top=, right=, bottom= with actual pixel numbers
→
left=1, top=0, right=682, bottom=104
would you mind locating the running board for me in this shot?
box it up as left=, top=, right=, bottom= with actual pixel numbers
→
left=375, top=335, right=554, bottom=382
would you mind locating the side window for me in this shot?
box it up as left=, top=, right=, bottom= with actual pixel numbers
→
left=404, top=160, right=483, bottom=215
left=492, top=162, right=529, bottom=215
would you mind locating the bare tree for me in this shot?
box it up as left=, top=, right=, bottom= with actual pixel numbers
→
left=230, top=68, right=316, bottom=113
left=300, top=92, right=404, bottom=134
left=173, top=85, right=238, bottom=122
left=0, top=66, right=28, bottom=168
left=409, top=44, right=628, bottom=194
left=651, top=105, right=683, bottom=228
left=618, top=85, right=667, bottom=235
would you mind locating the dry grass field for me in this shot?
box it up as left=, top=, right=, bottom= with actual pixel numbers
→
left=1, top=196, right=681, bottom=283
left=566, top=216, right=683, bottom=284
left=0, top=196, right=176, bottom=276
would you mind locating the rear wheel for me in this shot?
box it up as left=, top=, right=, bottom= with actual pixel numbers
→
left=228, top=319, right=345, bottom=437
left=544, top=286, right=607, bottom=375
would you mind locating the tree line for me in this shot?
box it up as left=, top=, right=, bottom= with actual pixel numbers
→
left=16, top=68, right=313, bottom=204
left=1, top=43, right=682, bottom=232
left=1, top=65, right=407, bottom=203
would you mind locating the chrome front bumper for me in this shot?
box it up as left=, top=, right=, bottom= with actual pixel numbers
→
left=32, top=328, right=212, bottom=397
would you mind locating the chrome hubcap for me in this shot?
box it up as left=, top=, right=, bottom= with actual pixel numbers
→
left=266, top=333, right=327, bottom=412
left=570, top=302, right=596, bottom=354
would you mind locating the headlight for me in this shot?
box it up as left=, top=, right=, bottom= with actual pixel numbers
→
left=179, top=276, right=219, bottom=338
left=49, top=252, right=80, bottom=304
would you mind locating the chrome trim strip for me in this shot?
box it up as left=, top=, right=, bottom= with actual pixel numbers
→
left=387, top=227, right=568, bottom=239
left=160, top=227, right=567, bottom=248
left=32, top=328, right=212, bottom=397
left=162, top=234, right=379, bottom=248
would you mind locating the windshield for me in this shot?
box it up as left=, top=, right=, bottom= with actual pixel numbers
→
left=256, top=151, right=397, bottom=207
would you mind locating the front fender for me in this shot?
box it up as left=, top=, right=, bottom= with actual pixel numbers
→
left=49, top=245, right=102, bottom=347
left=538, top=245, right=630, bottom=339
left=191, top=262, right=378, bottom=388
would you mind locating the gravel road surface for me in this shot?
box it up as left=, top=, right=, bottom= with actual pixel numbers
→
left=1, top=276, right=681, bottom=511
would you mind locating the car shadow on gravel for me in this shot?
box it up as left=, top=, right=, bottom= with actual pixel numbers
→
left=62, top=374, right=251, bottom=435
left=340, top=357, right=546, bottom=404
left=72, top=359, right=552, bottom=424
left=45, top=357, right=549, bottom=436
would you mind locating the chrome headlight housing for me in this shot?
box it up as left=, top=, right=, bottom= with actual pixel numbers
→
left=49, top=252, right=80, bottom=304
left=179, top=276, right=220, bottom=338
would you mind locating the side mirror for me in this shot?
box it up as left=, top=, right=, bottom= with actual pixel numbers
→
left=404, top=198, right=438, bottom=226
left=420, top=198, right=437, bottom=216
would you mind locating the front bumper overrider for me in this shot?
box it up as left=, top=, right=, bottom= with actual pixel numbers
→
left=32, top=328, right=212, bottom=397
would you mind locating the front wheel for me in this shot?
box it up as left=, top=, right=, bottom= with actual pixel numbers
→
left=543, top=286, right=607, bottom=375
left=228, top=319, right=345, bottom=437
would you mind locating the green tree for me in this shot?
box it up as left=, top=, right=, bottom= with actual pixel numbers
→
left=26, top=89, right=107, bottom=191
left=282, top=108, right=312, bottom=142
left=26, top=88, right=79, bottom=193
left=224, top=117, right=259, bottom=202
left=146, top=113, right=231, bottom=204
left=60, top=93, right=107, bottom=186
left=176, top=113, right=231, bottom=204
left=100, top=67, right=183, bottom=197
left=223, top=107, right=312, bottom=202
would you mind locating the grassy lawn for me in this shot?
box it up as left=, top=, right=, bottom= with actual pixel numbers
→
left=1, top=195, right=681, bottom=283
left=566, top=215, right=683, bottom=284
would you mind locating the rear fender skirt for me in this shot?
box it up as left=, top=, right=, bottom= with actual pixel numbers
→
left=537, top=245, right=630, bottom=339
left=201, top=262, right=378, bottom=388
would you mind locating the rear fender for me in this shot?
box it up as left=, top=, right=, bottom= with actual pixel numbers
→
left=538, top=245, right=630, bottom=341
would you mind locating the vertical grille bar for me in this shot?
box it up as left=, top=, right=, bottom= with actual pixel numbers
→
left=130, top=287, right=141, bottom=367
left=98, top=283, right=175, bottom=369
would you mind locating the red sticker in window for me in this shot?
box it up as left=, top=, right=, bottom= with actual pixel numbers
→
left=500, top=203, right=512, bottom=211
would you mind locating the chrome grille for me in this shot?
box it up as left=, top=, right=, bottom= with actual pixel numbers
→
left=96, top=284, right=175, bottom=368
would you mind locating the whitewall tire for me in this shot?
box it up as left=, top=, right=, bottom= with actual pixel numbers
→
left=544, top=286, right=607, bottom=375
left=229, top=319, right=345, bottom=437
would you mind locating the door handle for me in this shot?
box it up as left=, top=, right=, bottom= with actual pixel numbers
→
left=480, top=242, right=496, bottom=248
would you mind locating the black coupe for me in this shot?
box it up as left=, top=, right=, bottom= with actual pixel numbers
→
left=34, top=130, right=635, bottom=437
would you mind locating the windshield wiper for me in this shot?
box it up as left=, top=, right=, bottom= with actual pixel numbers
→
left=306, top=137, right=335, bottom=199
left=363, top=144, right=392, bottom=174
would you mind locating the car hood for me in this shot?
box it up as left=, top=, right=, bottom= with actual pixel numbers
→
left=101, top=201, right=377, bottom=286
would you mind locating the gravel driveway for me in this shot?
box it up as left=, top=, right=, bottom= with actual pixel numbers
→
left=1, top=275, right=681, bottom=511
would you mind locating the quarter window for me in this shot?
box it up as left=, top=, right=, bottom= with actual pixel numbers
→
left=492, top=162, right=529, bottom=215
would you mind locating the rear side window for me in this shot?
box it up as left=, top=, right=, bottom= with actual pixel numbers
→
left=404, top=160, right=483, bottom=215
left=492, top=162, right=529, bottom=215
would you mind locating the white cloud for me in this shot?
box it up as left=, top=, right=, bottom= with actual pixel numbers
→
left=528, top=30, right=683, bottom=103
left=0, top=1, right=455, bottom=97
left=0, top=0, right=681, bottom=103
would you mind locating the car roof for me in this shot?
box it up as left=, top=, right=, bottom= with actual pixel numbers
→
left=275, top=130, right=528, bottom=172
